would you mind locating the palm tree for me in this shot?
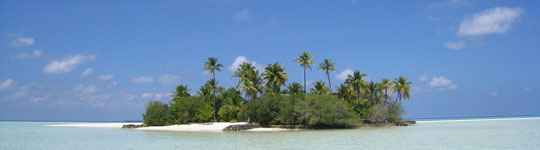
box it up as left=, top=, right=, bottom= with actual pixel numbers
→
left=286, top=82, right=303, bottom=95
left=197, top=83, right=213, bottom=98
left=263, top=62, right=288, bottom=94
left=172, top=85, right=190, bottom=99
left=203, top=57, right=223, bottom=122
left=379, top=78, right=392, bottom=105
left=365, top=81, right=383, bottom=105
left=310, top=81, right=330, bottom=95
left=295, top=52, right=315, bottom=95
left=240, top=69, right=263, bottom=100
left=318, top=59, right=336, bottom=91
left=336, top=83, right=354, bottom=100
left=233, top=62, right=254, bottom=88
left=345, top=70, right=366, bottom=100
left=391, top=76, right=412, bottom=103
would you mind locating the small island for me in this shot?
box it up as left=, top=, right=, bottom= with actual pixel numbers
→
left=138, top=52, right=414, bottom=131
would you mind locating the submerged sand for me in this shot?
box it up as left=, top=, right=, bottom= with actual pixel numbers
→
left=47, top=123, right=142, bottom=128
left=415, top=117, right=540, bottom=123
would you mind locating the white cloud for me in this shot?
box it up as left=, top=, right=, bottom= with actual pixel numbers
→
left=158, top=74, right=179, bottom=84
left=74, top=84, right=97, bottom=94
left=428, top=0, right=469, bottom=8
left=233, top=9, right=252, bottom=21
left=11, top=50, right=43, bottom=59
left=429, top=76, right=458, bottom=89
left=498, top=80, right=505, bottom=84
left=43, top=54, right=95, bottom=74
left=445, top=40, right=466, bottom=50
left=335, top=69, right=353, bottom=80
left=457, top=7, right=524, bottom=36
left=7, top=37, right=35, bottom=47
left=0, top=79, right=13, bottom=90
left=418, top=74, right=428, bottom=82
left=98, top=74, right=114, bottom=81
left=488, top=91, right=498, bottom=96
left=131, top=76, right=154, bottom=83
left=429, top=76, right=452, bottom=87
left=228, top=56, right=263, bottom=72
left=81, top=68, right=93, bottom=77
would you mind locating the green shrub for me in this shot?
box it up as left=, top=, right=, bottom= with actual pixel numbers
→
left=297, top=95, right=361, bottom=128
left=169, top=96, right=213, bottom=123
left=367, top=105, right=389, bottom=124
left=142, top=101, right=169, bottom=126
left=238, top=94, right=280, bottom=125
left=218, top=104, right=240, bottom=122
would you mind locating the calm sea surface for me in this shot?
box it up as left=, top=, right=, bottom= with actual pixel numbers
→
left=1, top=117, right=539, bottom=150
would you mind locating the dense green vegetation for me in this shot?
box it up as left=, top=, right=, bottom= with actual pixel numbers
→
left=142, top=52, right=412, bottom=128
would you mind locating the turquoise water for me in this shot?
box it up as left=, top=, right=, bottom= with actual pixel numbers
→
left=1, top=117, right=540, bottom=149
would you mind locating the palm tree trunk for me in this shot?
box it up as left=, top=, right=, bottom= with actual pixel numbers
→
left=326, top=71, right=331, bottom=92
left=212, top=71, right=217, bottom=122
left=303, top=67, right=306, bottom=95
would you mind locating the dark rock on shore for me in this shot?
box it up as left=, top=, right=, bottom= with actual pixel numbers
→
left=121, top=124, right=148, bottom=129
left=395, top=120, right=416, bottom=126
left=223, top=124, right=260, bottom=131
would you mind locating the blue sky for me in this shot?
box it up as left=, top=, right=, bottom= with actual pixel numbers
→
left=1, top=0, right=539, bottom=121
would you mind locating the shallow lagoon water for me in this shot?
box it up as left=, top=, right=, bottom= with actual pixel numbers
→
left=1, top=117, right=539, bottom=149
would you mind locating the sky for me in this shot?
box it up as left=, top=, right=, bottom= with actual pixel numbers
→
left=1, top=0, right=539, bottom=121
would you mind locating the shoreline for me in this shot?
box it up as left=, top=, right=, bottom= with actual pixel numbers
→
left=44, top=116, right=540, bottom=131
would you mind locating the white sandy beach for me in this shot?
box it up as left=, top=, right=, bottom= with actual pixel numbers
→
left=47, top=122, right=292, bottom=132
left=416, top=117, right=540, bottom=123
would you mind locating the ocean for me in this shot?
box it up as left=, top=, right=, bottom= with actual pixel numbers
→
left=1, top=116, right=539, bottom=149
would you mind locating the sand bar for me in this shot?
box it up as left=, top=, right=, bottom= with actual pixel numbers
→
left=246, top=128, right=293, bottom=132
left=416, top=117, right=540, bottom=123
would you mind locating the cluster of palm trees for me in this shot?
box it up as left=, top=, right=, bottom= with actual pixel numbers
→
left=335, top=71, right=411, bottom=107
left=201, top=52, right=412, bottom=121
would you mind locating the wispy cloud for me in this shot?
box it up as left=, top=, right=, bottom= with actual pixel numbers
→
left=524, top=86, right=532, bottom=92
left=158, top=74, right=179, bottom=84
left=418, top=74, right=428, bottom=82
left=81, top=68, right=93, bottom=77
left=43, top=54, right=95, bottom=74
left=457, top=7, right=524, bottom=36
left=6, top=36, right=35, bottom=47
left=488, top=91, right=498, bottom=97
left=0, top=79, right=14, bottom=90
left=98, top=74, right=114, bottom=81
left=74, top=84, right=97, bottom=94
left=233, top=9, right=252, bottom=21
left=428, top=0, right=469, bottom=8
left=131, top=76, right=154, bottom=83
left=445, top=40, right=466, bottom=50
left=11, top=50, right=42, bottom=59
left=142, top=92, right=168, bottom=100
